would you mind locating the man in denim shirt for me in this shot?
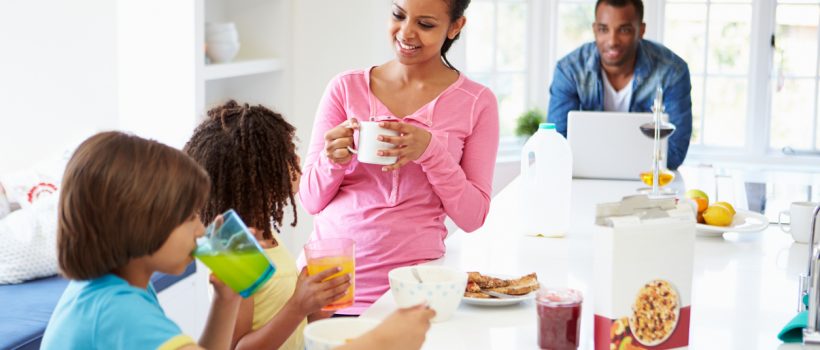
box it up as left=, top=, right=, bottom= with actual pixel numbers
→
left=548, top=0, right=692, bottom=170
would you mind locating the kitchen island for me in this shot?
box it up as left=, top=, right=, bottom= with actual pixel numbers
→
left=361, top=167, right=803, bottom=349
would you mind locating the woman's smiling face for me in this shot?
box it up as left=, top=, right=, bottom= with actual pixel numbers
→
left=389, top=0, right=463, bottom=66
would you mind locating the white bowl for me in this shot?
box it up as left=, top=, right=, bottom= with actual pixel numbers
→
left=388, top=265, right=467, bottom=322
left=206, top=30, right=239, bottom=44
left=205, top=22, right=236, bottom=34
left=206, top=42, right=240, bottom=63
left=303, top=318, right=379, bottom=350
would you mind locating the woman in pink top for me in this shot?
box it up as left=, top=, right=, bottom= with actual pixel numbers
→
left=299, top=0, right=499, bottom=315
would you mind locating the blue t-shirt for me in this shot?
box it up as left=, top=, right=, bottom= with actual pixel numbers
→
left=41, top=274, right=195, bottom=350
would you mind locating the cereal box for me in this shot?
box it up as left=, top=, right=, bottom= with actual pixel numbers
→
left=593, top=195, right=695, bottom=349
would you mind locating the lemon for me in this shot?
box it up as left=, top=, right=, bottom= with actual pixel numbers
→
left=713, top=201, right=736, bottom=216
left=703, top=205, right=733, bottom=227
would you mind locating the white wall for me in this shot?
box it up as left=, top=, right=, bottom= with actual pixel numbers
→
left=117, top=0, right=198, bottom=149
left=0, top=0, right=117, bottom=174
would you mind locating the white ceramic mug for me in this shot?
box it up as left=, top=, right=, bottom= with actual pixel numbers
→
left=779, top=201, right=820, bottom=244
left=347, top=120, right=399, bottom=165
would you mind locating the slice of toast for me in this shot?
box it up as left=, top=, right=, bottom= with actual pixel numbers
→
left=485, top=273, right=539, bottom=296
left=466, top=281, right=482, bottom=293
left=464, top=291, right=492, bottom=298
left=467, top=271, right=511, bottom=289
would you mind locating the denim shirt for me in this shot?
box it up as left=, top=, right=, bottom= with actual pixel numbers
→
left=547, top=40, right=692, bottom=170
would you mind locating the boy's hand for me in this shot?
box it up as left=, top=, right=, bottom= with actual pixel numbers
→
left=363, top=304, right=435, bottom=350
left=209, top=273, right=241, bottom=304
left=289, top=267, right=350, bottom=316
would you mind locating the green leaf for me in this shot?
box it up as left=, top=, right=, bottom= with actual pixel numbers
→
left=514, top=108, right=546, bottom=137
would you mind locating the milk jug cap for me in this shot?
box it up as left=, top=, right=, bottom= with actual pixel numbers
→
left=539, top=123, right=556, bottom=130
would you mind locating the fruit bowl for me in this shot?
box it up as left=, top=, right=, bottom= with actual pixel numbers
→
left=695, top=209, right=769, bottom=237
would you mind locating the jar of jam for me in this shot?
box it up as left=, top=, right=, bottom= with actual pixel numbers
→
left=536, top=287, right=582, bottom=349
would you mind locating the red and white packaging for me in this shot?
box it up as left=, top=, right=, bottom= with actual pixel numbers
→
left=593, top=195, right=695, bottom=349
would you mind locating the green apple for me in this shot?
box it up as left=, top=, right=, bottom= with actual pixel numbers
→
left=685, top=189, right=709, bottom=202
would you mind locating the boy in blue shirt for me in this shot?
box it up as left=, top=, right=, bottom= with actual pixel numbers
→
left=41, top=131, right=241, bottom=349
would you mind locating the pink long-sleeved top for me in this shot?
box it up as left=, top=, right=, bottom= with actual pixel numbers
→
left=298, top=68, right=499, bottom=314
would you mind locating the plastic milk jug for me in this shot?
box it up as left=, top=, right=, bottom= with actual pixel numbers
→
left=519, top=123, right=573, bottom=237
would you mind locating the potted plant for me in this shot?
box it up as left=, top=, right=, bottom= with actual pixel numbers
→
left=515, top=108, right=546, bottom=138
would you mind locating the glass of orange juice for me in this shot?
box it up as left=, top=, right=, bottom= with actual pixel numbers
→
left=304, top=238, right=355, bottom=311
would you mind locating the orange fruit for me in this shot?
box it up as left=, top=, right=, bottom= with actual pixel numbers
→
left=693, top=197, right=708, bottom=213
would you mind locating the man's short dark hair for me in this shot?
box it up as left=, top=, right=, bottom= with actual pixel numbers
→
left=595, top=0, right=644, bottom=22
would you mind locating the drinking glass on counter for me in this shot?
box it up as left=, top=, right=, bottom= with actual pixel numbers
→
left=637, top=87, right=677, bottom=198
left=304, top=238, right=356, bottom=311
left=536, top=287, right=583, bottom=350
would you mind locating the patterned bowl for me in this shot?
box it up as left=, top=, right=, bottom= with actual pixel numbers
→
left=388, top=265, right=467, bottom=322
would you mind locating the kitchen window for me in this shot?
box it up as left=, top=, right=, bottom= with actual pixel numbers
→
left=770, top=0, right=820, bottom=155
left=465, top=0, right=530, bottom=138
left=467, top=0, right=820, bottom=166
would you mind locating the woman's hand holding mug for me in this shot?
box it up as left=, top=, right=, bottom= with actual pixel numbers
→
left=324, top=118, right=360, bottom=165
left=323, top=118, right=431, bottom=170
left=376, top=121, right=432, bottom=172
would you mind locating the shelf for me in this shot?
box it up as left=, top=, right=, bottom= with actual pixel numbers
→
left=203, top=58, right=283, bottom=81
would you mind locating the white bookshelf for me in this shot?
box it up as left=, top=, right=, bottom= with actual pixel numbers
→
left=197, top=0, right=291, bottom=119
left=203, top=58, right=284, bottom=81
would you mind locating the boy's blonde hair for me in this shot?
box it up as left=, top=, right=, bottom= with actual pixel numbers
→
left=57, top=131, right=210, bottom=280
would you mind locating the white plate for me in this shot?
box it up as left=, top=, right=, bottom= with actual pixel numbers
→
left=696, top=209, right=769, bottom=237
left=462, top=291, right=535, bottom=306
left=461, top=273, right=537, bottom=306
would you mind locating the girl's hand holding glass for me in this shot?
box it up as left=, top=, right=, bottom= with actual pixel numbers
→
left=375, top=121, right=432, bottom=172
left=289, top=266, right=351, bottom=316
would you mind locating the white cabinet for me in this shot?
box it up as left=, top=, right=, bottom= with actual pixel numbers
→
left=117, top=0, right=291, bottom=149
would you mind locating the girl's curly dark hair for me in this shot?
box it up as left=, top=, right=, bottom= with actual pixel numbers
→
left=184, top=100, right=300, bottom=241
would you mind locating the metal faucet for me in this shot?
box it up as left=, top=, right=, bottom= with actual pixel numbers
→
left=800, top=205, right=820, bottom=344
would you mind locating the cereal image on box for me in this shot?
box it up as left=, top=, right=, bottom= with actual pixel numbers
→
left=629, top=280, right=680, bottom=346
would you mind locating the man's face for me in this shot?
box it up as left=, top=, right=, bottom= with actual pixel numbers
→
left=593, top=3, right=645, bottom=68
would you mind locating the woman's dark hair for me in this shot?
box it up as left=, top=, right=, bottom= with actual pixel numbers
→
left=441, top=0, right=471, bottom=70
left=184, top=100, right=300, bottom=241
left=58, top=131, right=210, bottom=280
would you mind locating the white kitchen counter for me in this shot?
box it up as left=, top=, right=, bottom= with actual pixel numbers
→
left=360, top=169, right=805, bottom=349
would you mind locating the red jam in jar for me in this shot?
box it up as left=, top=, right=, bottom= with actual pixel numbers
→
left=536, top=288, right=582, bottom=350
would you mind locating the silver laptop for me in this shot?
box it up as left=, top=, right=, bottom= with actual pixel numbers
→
left=567, top=111, right=666, bottom=180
